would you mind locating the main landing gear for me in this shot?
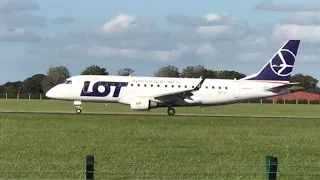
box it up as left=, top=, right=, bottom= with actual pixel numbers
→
left=167, top=107, right=175, bottom=116
left=74, top=101, right=82, bottom=114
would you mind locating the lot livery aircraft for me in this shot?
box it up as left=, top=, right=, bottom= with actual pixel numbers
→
left=46, top=40, right=302, bottom=115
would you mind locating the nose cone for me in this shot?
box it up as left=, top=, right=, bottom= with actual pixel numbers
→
left=45, top=87, right=55, bottom=98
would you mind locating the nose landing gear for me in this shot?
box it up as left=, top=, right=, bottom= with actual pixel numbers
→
left=76, top=107, right=82, bottom=114
left=74, top=101, right=82, bottom=114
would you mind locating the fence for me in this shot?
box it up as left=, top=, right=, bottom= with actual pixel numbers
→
left=0, top=92, right=320, bottom=105
left=0, top=92, right=50, bottom=100
left=248, top=98, right=320, bottom=105
left=5, top=155, right=320, bottom=179
left=86, top=155, right=278, bottom=180
left=84, top=155, right=279, bottom=180
left=0, top=155, right=280, bottom=180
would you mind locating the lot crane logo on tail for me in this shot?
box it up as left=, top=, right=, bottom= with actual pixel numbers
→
left=270, top=49, right=295, bottom=77
left=244, top=40, right=300, bottom=82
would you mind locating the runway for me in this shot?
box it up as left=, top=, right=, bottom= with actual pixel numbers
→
left=0, top=111, right=319, bottom=119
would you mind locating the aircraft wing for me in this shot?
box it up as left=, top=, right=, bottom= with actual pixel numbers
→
left=266, top=82, right=303, bottom=93
left=150, top=77, right=206, bottom=106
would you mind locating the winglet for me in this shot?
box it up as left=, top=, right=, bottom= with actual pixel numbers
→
left=193, top=77, right=206, bottom=91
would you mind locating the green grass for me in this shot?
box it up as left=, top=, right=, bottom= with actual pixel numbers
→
left=1, top=114, right=320, bottom=179
left=0, top=100, right=320, bottom=179
left=0, top=99, right=319, bottom=117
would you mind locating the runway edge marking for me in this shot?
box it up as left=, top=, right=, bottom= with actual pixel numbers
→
left=0, top=111, right=318, bottom=119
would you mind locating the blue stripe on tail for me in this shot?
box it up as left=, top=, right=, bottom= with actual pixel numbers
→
left=246, top=40, right=300, bottom=82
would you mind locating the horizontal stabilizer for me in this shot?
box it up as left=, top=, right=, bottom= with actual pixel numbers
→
left=287, top=86, right=304, bottom=92
left=266, top=82, right=303, bottom=93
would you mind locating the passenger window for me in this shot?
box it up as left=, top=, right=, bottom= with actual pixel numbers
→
left=157, top=85, right=160, bottom=87
left=185, top=85, right=187, bottom=88
left=212, top=86, right=215, bottom=89
left=172, top=85, right=174, bottom=88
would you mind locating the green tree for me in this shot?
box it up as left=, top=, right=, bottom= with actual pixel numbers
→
left=81, top=65, right=109, bottom=75
left=42, top=66, right=71, bottom=92
left=290, top=74, right=319, bottom=93
left=153, top=65, right=180, bottom=77
left=181, top=65, right=217, bottom=78
left=2, top=81, right=23, bottom=96
left=117, top=68, right=134, bottom=76
left=216, top=70, right=246, bottom=79
left=204, top=69, right=219, bottom=78
left=21, top=74, right=46, bottom=93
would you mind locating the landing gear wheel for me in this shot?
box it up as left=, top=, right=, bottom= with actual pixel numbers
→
left=74, top=101, right=82, bottom=114
left=76, top=108, right=82, bottom=114
left=167, top=107, right=175, bottom=116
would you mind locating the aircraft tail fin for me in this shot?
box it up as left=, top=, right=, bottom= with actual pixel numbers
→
left=241, top=40, right=300, bottom=83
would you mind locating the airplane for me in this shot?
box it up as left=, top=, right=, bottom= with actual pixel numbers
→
left=45, top=40, right=302, bottom=116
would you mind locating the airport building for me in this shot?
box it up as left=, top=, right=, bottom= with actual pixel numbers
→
left=267, top=91, right=320, bottom=104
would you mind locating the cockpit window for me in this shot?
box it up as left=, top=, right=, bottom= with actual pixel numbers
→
left=65, top=80, right=72, bottom=84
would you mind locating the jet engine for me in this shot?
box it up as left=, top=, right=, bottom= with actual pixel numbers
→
left=130, top=97, right=158, bottom=110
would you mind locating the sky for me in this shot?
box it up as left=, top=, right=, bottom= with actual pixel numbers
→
left=1, top=0, right=320, bottom=84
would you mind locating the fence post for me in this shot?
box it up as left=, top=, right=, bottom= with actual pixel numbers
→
left=86, top=155, right=94, bottom=180
left=266, top=155, right=278, bottom=180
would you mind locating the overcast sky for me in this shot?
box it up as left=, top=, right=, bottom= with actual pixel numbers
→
left=1, top=0, right=320, bottom=83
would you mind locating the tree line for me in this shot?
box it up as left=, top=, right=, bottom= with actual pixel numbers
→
left=0, top=64, right=319, bottom=97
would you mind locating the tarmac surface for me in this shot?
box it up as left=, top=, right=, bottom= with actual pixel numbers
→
left=0, top=111, right=319, bottom=119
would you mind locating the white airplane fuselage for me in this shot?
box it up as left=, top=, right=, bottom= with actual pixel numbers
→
left=47, top=75, right=289, bottom=106
left=45, top=40, right=302, bottom=115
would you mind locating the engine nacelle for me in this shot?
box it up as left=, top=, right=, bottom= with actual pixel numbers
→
left=130, top=97, right=158, bottom=110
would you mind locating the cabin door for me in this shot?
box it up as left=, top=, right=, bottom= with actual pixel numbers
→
left=233, top=80, right=240, bottom=98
